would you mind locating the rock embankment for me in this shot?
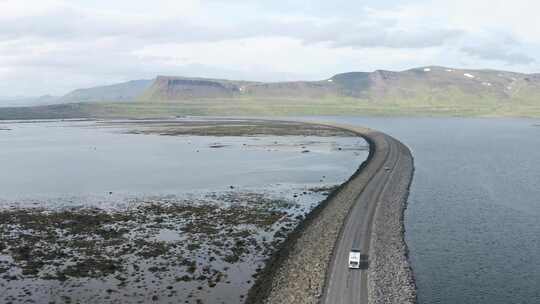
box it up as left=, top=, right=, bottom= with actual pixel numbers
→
left=245, top=125, right=376, bottom=304
left=246, top=124, right=416, bottom=304
left=367, top=140, right=416, bottom=303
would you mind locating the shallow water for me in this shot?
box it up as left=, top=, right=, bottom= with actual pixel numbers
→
left=0, top=120, right=368, bottom=304
left=302, top=117, right=540, bottom=304
left=0, top=120, right=367, bottom=205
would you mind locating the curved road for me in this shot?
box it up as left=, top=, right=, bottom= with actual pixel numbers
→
left=246, top=123, right=414, bottom=304
left=322, top=131, right=409, bottom=304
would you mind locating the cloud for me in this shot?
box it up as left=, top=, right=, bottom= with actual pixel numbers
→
left=461, top=46, right=535, bottom=65
left=304, top=26, right=462, bottom=49
left=0, top=0, right=539, bottom=96
left=0, top=2, right=461, bottom=50
left=459, top=32, right=535, bottom=65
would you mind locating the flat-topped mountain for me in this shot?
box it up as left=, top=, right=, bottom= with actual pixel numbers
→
left=138, top=75, right=342, bottom=100
left=139, top=76, right=257, bottom=100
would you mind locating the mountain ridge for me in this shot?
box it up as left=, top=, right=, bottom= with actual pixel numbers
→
left=138, top=66, right=540, bottom=104
left=1, top=66, right=539, bottom=118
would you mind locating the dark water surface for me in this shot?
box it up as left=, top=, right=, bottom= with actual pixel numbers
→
left=304, top=117, right=540, bottom=304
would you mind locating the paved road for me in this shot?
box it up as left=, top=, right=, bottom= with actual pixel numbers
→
left=322, top=132, right=407, bottom=304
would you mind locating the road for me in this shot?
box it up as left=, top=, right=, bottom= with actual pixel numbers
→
left=245, top=124, right=414, bottom=304
left=322, top=132, right=408, bottom=304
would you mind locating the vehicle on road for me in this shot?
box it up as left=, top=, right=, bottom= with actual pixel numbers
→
left=384, top=166, right=391, bottom=171
left=348, top=248, right=361, bottom=269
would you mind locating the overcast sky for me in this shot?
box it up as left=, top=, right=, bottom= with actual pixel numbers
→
left=1, top=0, right=539, bottom=96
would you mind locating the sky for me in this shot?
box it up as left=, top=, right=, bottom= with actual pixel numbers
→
left=1, top=0, right=540, bottom=96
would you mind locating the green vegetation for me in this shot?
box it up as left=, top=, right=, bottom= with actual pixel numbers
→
left=1, top=96, right=540, bottom=120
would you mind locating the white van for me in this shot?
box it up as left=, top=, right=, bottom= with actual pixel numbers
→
left=348, top=249, right=361, bottom=269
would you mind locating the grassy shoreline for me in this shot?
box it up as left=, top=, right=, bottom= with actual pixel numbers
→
left=1, top=99, right=540, bottom=120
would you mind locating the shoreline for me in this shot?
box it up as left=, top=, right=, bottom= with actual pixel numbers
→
left=0, top=118, right=369, bottom=304
left=246, top=123, right=416, bottom=304
left=0, top=117, right=415, bottom=303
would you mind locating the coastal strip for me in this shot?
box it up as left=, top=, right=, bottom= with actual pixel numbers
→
left=246, top=124, right=416, bottom=304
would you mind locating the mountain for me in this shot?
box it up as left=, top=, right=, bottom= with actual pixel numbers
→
left=0, top=79, right=153, bottom=107
left=59, top=79, right=154, bottom=103
left=139, top=76, right=339, bottom=100
left=138, top=67, right=540, bottom=105
left=335, top=67, right=540, bottom=103
left=138, top=76, right=257, bottom=100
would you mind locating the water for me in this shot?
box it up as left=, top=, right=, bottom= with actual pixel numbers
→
left=0, top=119, right=369, bottom=304
left=3, top=118, right=539, bottom=303
left=0, top=120, right=367, bottom=206
left=303, top=117, right=540, bottom=304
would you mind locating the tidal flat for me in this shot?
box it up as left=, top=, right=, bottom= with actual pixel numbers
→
left=0, top=119, right=367, bottom=304
left=0, top=191, right=333, bottom=303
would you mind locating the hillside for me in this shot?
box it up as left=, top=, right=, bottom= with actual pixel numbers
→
left=59, top=79, right=154, bottom=103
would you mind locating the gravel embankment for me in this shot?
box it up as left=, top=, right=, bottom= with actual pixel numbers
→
left=247, top=125, right=416, bottom=304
